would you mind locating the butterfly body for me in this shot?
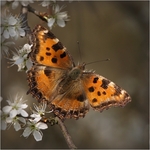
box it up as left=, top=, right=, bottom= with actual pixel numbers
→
left=27, top=25, right=131, bottom=120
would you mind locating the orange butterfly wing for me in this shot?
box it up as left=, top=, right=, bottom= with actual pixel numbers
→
left=27, top=25, right=89, bottom=119
left=82, top=73, right=131, bottom=112
left=27, top=65, right=66, bottom=102
left=27, top=65, right=90, bottom=120
left=29, top=25, right=74, bottom=69
left=49, top=83, right=89, bottom=119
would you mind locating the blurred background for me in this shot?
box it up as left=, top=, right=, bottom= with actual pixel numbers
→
left=1, top=1, right=149, bottom=149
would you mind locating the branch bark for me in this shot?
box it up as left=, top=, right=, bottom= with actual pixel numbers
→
left=27, top=5, right=49, bottom=23
left=56, top=117, right=77, bottom=149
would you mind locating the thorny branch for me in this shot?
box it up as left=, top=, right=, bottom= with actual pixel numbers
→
left=20, top=4, right=77, bottom=149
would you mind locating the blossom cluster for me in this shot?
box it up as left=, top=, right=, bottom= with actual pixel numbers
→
left=9, top=43, right=33, bottom=72
left=1, top=0, right=69, bottom=65
left=0, top=95, right=49, bottom=141
left=1, top=12, right=26, bottom=55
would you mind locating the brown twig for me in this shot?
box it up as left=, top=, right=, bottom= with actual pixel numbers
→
left=56, top=117, right=77, bottom=149
left=27, top=5, right=49, bottom=23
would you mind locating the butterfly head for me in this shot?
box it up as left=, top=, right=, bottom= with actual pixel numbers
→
left=69, top=63, right=86, bottom=80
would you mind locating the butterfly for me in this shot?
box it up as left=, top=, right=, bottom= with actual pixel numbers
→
left=27, top=25, right=131, bottom=120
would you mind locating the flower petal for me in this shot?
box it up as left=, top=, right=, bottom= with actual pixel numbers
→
left=8, top=16, right=17, bottom=25
left=14, top=57, right=24, bottom=65
left=6, top=117, right=13, bottom=123
left=30, top=114, right=41, bottom=118
left=20, top=109, right=28, bottom=117
left=1, top=120, right=7, bottom=130
left=48, top=18, right=55, bottom=28
left=18, top=28, right=25, bottom=37
left=20, top=103, right=28, bottom=109
left=36, top=122, right=48, bottom=130
left=41, top=1, right=50, bottom=7
left=3, top=30, right=9, bottom=39
left=10, top=109, right=17, bottom=118
left=12, top=1, right=19, bottom=9
left=26, top=59, right=33, bottom=71
left=8, top=27, right=16, bottom=37
left=57, top=19, right=65, bottom=27
left=23, top=44, right=32, bottom=52
left=14, top=121, right=21, bottom=131
left=2, top=106, right=12, bottom=114
left=54, top=4, right=60, bottom=13
left=18, top=117, right=26, bottom=124
left=33, top=116, right=42, bottom=123
left=33, top=130, right=42, bottom=141
left=23, top=127, right=32, bottom=137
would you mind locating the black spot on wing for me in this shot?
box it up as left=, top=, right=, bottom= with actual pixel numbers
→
left=44, top=67, right=52, bottom=77
left=77, top=94, right=85, bottom=102
left=40, top=56, right=44, bottom=61
left=97, top=91, right=101, bottom=96
left=102, top=91, right=106, bottom=95
left=101, top=79, right=110, bottom=89
left=46, top=52, right=51, bottom=56
left=88, top=86, right=94, bottom=92
left=52, top=42, right=63, bottom=52
left=51, top=57, right=57, bottom=63
left=45, top=31, right=56, bottom=39
left=92, top=98, right=98, bottom=103
left=93, top=77, right=99, bottom=83
left=60, top=52, right=66, bottom=58
left=46, top=47, right=50, bottom=51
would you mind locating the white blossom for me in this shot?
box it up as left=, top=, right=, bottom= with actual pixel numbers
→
left=40, top=0, right=56, bottom=8
left=2, top=94, right=28, bottom=119
left=22, top=103, right=49, bottom=141
left=6, top=116, right=26, bottom=131
left=47, top=4, right=69, bottom=29
left=2, top=0, right=34, bottom=9
left=31, top=102, right=49, bottom=116
left=9, top=43, right=33, bottom=71
left=1, top=95, right=28, bottom=130
left=1, top=12, right=25, bottom=40
left=23, top=118, right=48, bottom=141
left=30, top=102, right=52, bottom=122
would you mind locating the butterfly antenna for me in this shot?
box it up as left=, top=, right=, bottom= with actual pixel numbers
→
left=86, top=58, right=110, bottom=65
left=77, top=41, right=82, bottom=62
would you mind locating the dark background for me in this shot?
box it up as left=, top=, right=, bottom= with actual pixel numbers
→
left=1, top=1, right=149, bottom=149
